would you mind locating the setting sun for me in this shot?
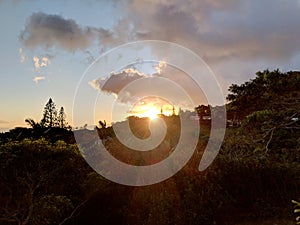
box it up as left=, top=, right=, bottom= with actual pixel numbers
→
left=128, top=97, right=176, bottom=120
left=144, top=107, right=159, bottom=120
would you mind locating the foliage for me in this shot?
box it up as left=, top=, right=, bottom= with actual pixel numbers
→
left=227, top=69, right=300, bottom=120
left=292, top=200, right=300, bottom=224
left=25, top=118, right=42, bottom=130
left=225, top=70, right=300, bottom=159
left=98, top=120, right=107, bottom=129
left=0, top=70, right=299, bottom=224
left=195, top=104, right=211, bottom=120
left=32, top=195, right=73, bottom=225
left=0, top=139, right=90, bottom=225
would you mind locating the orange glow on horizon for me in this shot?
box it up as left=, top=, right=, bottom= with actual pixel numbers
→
left=129, top=97, right=175, bottom=119
left=139, top=106, right=159, bottom=120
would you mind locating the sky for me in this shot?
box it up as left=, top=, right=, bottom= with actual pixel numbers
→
left=0, top=0, right=300, bottom=131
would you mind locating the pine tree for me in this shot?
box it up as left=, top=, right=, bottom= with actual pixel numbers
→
left=58, top=106, right=68, bottom=129
left=41, top=98, right=58, bottom=128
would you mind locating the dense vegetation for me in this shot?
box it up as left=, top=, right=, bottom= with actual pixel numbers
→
left=0, top=70, right=299, bottom=224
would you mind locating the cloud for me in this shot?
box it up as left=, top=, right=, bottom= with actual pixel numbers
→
left=33, top=56, right=50, bottom=70
left=20, top=1, right=300, bottom=64
left=19, top=12, right=97, bottom=52
left=18, top=48, right=26, bottom=63
left=0, top=120, right=9, bottom=124
left=90, top=62, right=207, bottom=108
left=97, top=19, right=138, bottom=50
left=89, top=68, right=146, bottom=94
left=33, top=76, right=45, bottom=84
left=19, top=1, right=300, bottom=93
left=19, top=11, right=135, bottom=54
left=114, top=0, right=300, bottom=65
left=155, top=60, right=167, bottom=74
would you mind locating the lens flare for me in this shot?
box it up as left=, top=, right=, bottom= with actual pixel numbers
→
left=143, top=107, right=159, bottom=120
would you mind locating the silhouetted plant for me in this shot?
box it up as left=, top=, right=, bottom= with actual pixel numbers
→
left=292, top=199, right=300, bottom=224
left=41, top=98, right=58, bottom=128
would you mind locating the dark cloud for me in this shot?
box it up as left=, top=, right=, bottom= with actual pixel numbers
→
left=19, top=1, right=300, bottom=91
left=90, top=64, right=208, bottom=108
left=19, top=12, right=97, bottom=51
left=20, top=1, right=300, bottom=65
left=124, top=0, right=300, bottom=64
left=19, top=12, right=136, bottom=53
left=89, top=68, right=146, bottom=95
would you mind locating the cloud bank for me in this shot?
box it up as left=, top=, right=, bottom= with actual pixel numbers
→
left=125, top=0, right=300, bottom=64
left=19, top=1, right=300, bottom=93
left=19, top=1, right=300, bottom=65
left=90, top=62, right=207, bottom=108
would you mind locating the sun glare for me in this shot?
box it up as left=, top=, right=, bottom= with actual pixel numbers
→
left=130, top=97, right=174, bottom=120
left=144, top=107, right=159, bottom=120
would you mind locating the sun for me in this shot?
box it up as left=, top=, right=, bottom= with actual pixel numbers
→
left=144, top=107, right=159, bottom=120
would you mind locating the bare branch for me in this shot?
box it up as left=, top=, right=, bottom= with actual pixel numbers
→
left=265, top=128, right=275, bottom=153
left=58, top=198, right=89, bottom=225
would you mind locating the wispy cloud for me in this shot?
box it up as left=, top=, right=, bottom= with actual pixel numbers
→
left=33, top=56, right=50, bottom=70
left=155, top=60, right=167, bottom=74
left=33, top=76, right=45, bottom=84
left=18, top=48, right=26, bottom=63
left=0, top=120, right=9, bottom=124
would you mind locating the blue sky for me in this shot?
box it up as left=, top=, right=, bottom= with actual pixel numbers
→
left=1, top=0, right=300, bottom=131
left=0, top=0, right=116, bottom=130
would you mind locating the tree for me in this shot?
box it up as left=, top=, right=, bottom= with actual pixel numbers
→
left=58, top=107, right=68, bottom=129
left=227, top=70, right=300, bottom=120
left=41, top=98, right=58, bottom=128
left=25, top=118, right=41, bottom=129
left=99, top=120, right=106, bottom=129
left=225, top=70, right=300, bottom=156
left=195, top=105, right=211, bottom=120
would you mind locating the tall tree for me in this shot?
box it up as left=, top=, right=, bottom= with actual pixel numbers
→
left=41, top=98, right=58, bottom=128
left=58, top=107, right=68, bottom=129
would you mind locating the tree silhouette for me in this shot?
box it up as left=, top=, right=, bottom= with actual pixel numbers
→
left=41, top=98, right=58, bottom=128
left=99, top=120, right=106, bottom=129
left=195, top=105, right=211, bottom=120
left=58, top=107, right=68, bottom=129
left=25, top=118, right=41, bottom=129
left=227, top=69, right=300, bottom=119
